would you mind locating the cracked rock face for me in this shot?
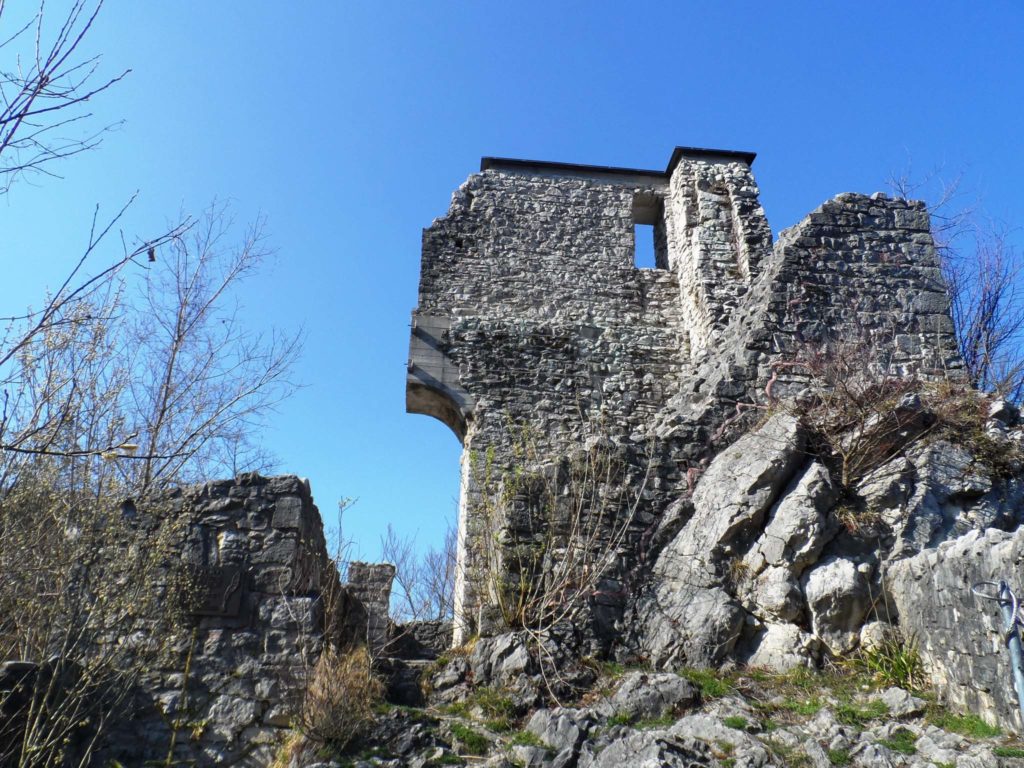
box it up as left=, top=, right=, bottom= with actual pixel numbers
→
left=802, top=556, right=872, bottom=655
left=637, top=413, right=806, bottom=668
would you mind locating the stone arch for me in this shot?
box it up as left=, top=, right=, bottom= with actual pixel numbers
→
left=405, top=313, right=474, bottom=443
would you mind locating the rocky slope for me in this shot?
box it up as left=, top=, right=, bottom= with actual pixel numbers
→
left=288, top=664, right=1024, bottom=768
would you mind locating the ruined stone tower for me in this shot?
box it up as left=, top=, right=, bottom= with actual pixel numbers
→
left=407, top=147, right=960, bottom=644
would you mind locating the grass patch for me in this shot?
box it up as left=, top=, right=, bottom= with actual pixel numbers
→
left=764, top=696, right=823, bottom=719
left=926, top=708, right=1001, bottom=738
left=993, top=746, right=1024, bottom=758
left=848, top=632, right=925, bottom=692
left=468, top=686, right=517, bottom=730
left=509, top=730, right=545, bottom=748
left=878, top=727, right=917, bottom=755
left=443, top=700, right=470, bottom=718
left=827, top=748, right=852, bottom=766
left=681, top=668, right=734, bottom=699
left=764, top=740, right=811, bottom=768
left=835, top=699, right=889, bottom=726
left=635, top=714, right=676, bottom=730
left=606, top=712, right=633, bottom=727
left=723, top=715, right=749, bottom=730
left=449, top=723, right=489, bottom=755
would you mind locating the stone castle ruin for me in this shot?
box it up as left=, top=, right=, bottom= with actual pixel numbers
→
left=405, top=147, right=1024, bottom=737
left=407, top=146, right=961, bottom=645
left=10, top=146, right=1024, bottom=765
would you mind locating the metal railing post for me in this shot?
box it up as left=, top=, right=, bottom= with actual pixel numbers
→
left=997, top=580, right=1024, bottom=729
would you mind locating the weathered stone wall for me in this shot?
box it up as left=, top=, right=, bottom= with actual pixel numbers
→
left=407, top=146, right=963, bottom=644
left=93, top=474, right=329, bottom=766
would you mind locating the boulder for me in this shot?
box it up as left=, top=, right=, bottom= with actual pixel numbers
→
left=802, top=557, right=871, bottom=654
left=526, top=708, right=592, bottom=756
left=594, top=671, right=697, bottom=721
left=743, top=462, right=838, bottom=576
left=743, top=623, right=820, bottom=671
left=577, top=731, right=714, bottom=768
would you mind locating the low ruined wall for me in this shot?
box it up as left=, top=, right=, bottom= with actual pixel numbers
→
left=98, top=474, right=332, bottom=766
left=889, top=526, right=1024, bottom=732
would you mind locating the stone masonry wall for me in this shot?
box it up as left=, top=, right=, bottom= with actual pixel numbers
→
left=407, top=147, right=964, bottom=645
left=97, top=475, right=335, bottom=767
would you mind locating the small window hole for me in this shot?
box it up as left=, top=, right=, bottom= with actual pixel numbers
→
left=634, top=222, right=657, bottom=269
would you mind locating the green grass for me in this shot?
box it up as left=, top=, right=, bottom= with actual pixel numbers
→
left=761, top=696, right=823, bottom=719
left=851, top=635, right=924, bottom=691
left=468, top=686, right=517, bottom=730
left=443, top=700, right=470, bottom=718
left=606, top=712, right=633, bottom=727
left=681, top=668, right=734, bottom=699
left=449, top=723, right=489, bottom=755
left=763, top=741, right=811, bottom=768
left=878, top=728, right=917, bottom=755
left=835, top=699, right=889, bottom=726
left=926, top=708, right=1001, bottom=738
left=509, top=730, right=546, bottom=748
left=443, top=687, right=518, bottom=732
left=634, top=714, right=676, bottom=730
left=827, top=748, right=852, bottom=766
left=993, top=746, right=1024, bottom=758
left=723, top=715, right=749, bottom=730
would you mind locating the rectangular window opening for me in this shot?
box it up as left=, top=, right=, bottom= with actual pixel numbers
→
left=632, top=192, right=667, bottom=269
left=634, top=222, right=657, bottom=269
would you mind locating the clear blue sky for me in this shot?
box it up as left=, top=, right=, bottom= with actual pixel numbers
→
left=2, top=2, right=1022, bottom=560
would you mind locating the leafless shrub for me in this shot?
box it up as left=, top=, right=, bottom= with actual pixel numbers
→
left=295, top=645, right=383, bottom=752
left=472, top=426, right=648, bottom=634
left=779, top=339, right=1019, bottom=499
left=0, top=208, right=300, bottom=764
left=0, top=4, right=303, bottom=763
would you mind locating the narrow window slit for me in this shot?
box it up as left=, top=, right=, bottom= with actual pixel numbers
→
left=632, top=192, right=666, bottom=270
left=634, top=222, right=657, bottom=269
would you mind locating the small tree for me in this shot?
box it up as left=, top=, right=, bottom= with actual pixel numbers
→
left=0, top=3, right=302, bottom=763
left=381, top=520, right=457, bottom=624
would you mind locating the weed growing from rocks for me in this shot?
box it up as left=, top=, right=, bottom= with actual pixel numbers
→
left=878, top=727, right=918, bottom=755
left=634, top=714, right=677, bottom=730
left=680, top=667, right=735, bottom=699
left=835, top=699, right=889, bottom=726
left=827, top=747, right=852, bottom=766
left=723, top=715, right=749, bottom=730
left=509, top=730, right=545, bottom=748
left=925, top=708, right=1001, bottom=738
left=764, top=739, right=812, bottom=768
left=449, top=722, right=489, bottom=755
left=846, top=631, right=924, bottom=691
